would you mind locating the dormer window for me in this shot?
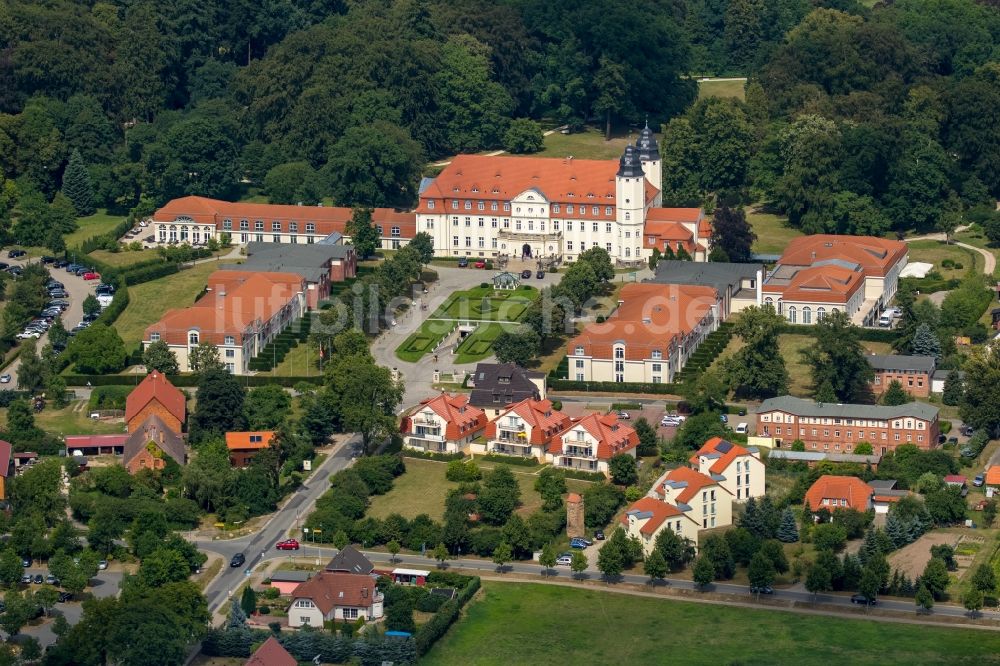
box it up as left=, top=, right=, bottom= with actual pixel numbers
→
left=575, top=346, right=584, bottom=356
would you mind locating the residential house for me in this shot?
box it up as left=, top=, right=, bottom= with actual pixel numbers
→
left=288, top=572, right=383, bottom=627
left=620, top=496, right=701, bottom=556
left=477, top=398, right=570, bottom=461
left=985, top=466, right=1000, bottom=490
left=689, top=437, right=765, bottom=502
left=468, top=362, right=545, bottom=417
left=756, top=395, right=940, bottom=455
left=804, top=475, right=874, bottom=512
left=547, top=412, right=638, bottom=476
left=222, top=242, right=357, bottom=308
left=762, top=235, right=907, bottom=327
left=226, top=431, right=276, bottom=468
left=0, top=440, right=11, bottom=501
left=869, top=479, right=912, bottom=514
left=143, top=270, right=307, bottom=374
left=122, top=414, right=186, bottom=474
left=650, top=466, right=734, bottom=532
left=246, top=636, right=296, bottom=666
left=401, top=393, right=487, bottom=455
left=325, top=546, right=374, bottom=575
left=867, top=354, right=935, bottom=398
left=645, top=260, right=763, bottom=319
left=150, top=196, right=416, bottom=251
left=124, top=370, right=186, bottom=434
left=566, top=282, right=719, bottom=384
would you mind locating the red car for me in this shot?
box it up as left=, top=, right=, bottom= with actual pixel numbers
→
left=474, top=260, right=486, bottom=269
left=275, top=539, right=300, bottom=551
left=83, top=272, right=101, bottom=280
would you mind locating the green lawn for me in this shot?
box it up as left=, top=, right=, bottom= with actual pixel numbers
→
left=536, top=127, right=634, bottom=161
left=697, top=78, right=747, bottom=101
left=258, top=340, right=322, bottom=378
left=88, top=249, right=159, bottom=267
left=906, top=240, right=978, bottom=281
left=453, top=322, right=519, bottom=364
left=954, top=227, right=999, bottom=278
left=748, top=205, right=803, bottom=255
left=66, top=209, right=126, bottom=248
left=395, top=320, right=456, bottom=363
left=114, top=261, right=228, bottom=347
left=0, top=400, right=128, bottom=436
left=431, top=286, right=538, bottom=322
left=424, top=582, right=999, bottom=666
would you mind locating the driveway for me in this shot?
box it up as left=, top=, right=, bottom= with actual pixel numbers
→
left=3, top=256, right=92, bottom=382
left=17, top=568, right=122, bottom=649
left=904, top=227, right=995, bottom=276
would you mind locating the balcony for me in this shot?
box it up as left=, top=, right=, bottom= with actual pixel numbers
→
left=557, top=457, right=599, bottom=471
left=406, top=437, right=449, bottom=453
left=560, top=447, right=595, bottom=459
left=497, top=229, right=562, bottom=243
left=410, top=430, right=443, bottom=442
left=413, top=415, right=438, bottom=426
left=490, top=443, right=533, bottom=457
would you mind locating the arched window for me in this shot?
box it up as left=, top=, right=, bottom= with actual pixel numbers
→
left=817, top=307, right=826, bottom=321
left=764, top=297, right=773, bottom=306
left=802, top=306, right=811, bottom=324
left=624, top=247, right=631, bottom=257
left=188, top=332, right=199, bottom=345
left=788, top=306, right=797, bottom=324
left=614, top=346, right=625, bottom=359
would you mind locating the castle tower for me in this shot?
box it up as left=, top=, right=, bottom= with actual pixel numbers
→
left=635, top=120, right=662, bottom=206
left=616, top=143, right=646, bottom=264
left=566, top=492, right=585, bottom=538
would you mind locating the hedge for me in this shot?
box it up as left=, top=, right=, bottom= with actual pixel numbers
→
left=414, top=576, right=481, bottom=656
left=62, top=373, right=324, bottom=388
left=774, top=323, right=900, bottom=343
left=402, top=449, right=466, bottom=462
left=475, top=453, right=539, bottom=467
left=548, top=378, right=681, bottom=394
left=561, top=469, right=607, bottom=482
left=88, top=385, right=132, bottom=410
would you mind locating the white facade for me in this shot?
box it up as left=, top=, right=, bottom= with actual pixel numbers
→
left=288, top=596, right=384, bottom=628
left=691, top=450, right=765, bottom=503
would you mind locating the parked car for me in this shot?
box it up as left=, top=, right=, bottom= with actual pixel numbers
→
left=275, top=539, right=300, bottom=551
left=962, top=425, right=975, bottom=437
left=0, top=262, right=8, bottom=270
left=720, top=414, right=728, bottom=423
left=83, top=271, right=101, bottom=280
left=0, top=375, right=10, bottom=384
left=97, top=560, right=108, bottom=570
left=594, top=530, right=605, bottom=540
left=7, top=249, right=25, bottom=258
left=31, top=574, right=43, bottom=584
left=45, top=574, right=58, bottom=585
left=616, top=411, right=630, bottom=420
left=16, top=331, right=41, bottom=339
left=457, top=257, right=468, bottom=267
left=520, top=269, right=532, bottom=279
left=750, top=586, right=774, bottom=595
left=474, top=260, right=486, bottom=269
left=40, top=256, right=55, bottom=264
left=569, top=539, right=589, bottom=549
left=48, top=289, right=67, bottom=298
left=8, top=266, right=22, bottom=276
left=20, top=558, right=30, bottom=568
left=536, top=270, right=545, bottom=279
left=973, top=474, right=985, bottom=487
left=737, top=408, right=747, bottom=416
left=850, top=593, right=876, bottom=605
left=735, top=423, right=749, bottom=434
left=230, top=553, right=246, bottom=568
left=555, top=555, right=572, bottom=566
left=53, top=260, right=68, bottom=268
left=57, top=592, right=72, bottom=603
left=20, top=574, right=31, bottom=585
left=661, top=417, right=681, bottom=427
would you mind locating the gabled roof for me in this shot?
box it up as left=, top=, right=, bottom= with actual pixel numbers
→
left=778, top=235, right=907, bottom=278
left=550, top=412, right=639, bottom=460
left=661, top=466, right=721, bottom=505
left=325, top=545, right=374, bottom=575
left=690, top=437, right=755, bottom=475
left=468, top=362, right=543, bottom=408
left=985, top=466, right=1000, bottom=486
left=122, top=414, right=186, bottom=467
left=291, top=572, right=377, bottom=613
left=866, top=354, right=936, bottom=373
left=0, top=440, right=11, bottom=478
left=225, top=431, right=276, bottom=451
left=804, top=475, right=873, bottom=511
left=125, top=371, right=186, bottom=426
left=621, top=496, right=684, bottom=535
left=646, top=207, right=704, bottom=224
left=414, top=393, right=487, bottom=440
left=484, top=398, right=571, bottom=446
left=758, top=396, right=939, bottom=421
left=246, top=636, right=296, bottom=666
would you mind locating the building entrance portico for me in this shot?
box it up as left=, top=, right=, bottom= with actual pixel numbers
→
left=522, top=243, right=532, bottom=259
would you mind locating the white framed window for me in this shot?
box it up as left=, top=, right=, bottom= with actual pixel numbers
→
left=606, top=223, right=612, bottom=233
left=150, top=333, right=160, bottom=342
left=224, top=335, right=235, bottom=345
left=428, top=200, right=435, bottom=209
left=575, top=346, right=585, bottom=356
left=188, top=332, right=199, bottom=345
left=271, top=221, right=281, bottom=231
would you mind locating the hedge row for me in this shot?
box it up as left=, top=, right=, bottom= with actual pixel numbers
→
left=561, top=469, right=607, bottom=482
left=62, top=373, right=324, bottom=388
left=77, top=218, right=131, bottom=254
left=548, top=378, right=681, bottom=394
left=475, top=453, right=539, bottom=467
left=413, top=576, right=481, bottom=656
left=774, top=322, right=900, bottom=343
left=402, top=449, right=466, bottom=462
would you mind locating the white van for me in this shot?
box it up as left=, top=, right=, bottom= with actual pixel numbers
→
left=735, top=423, right=749, bottom=435
left=878, top=314, right=893, bottom=328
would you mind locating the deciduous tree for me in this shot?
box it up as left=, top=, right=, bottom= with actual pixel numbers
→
left=142, top=340, right=179, bottom=375
left=723, top=304, right=788, bottom=399
left=801, top=311, right=873, bottom=403
left=710, top=206, right=756, bottom=263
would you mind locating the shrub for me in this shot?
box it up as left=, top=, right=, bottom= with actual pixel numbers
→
left=445, top=459, right=482, bottom=482
left=88, top=385, right=132, bottom=410
left=477, top=453, right=538, bottom=467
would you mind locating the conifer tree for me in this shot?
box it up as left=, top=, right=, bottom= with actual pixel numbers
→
left=776, top=507, right=799, bottom=543
left=911, top=323, right=941, bottom=360
left=61, top=149, right=95, bottom=216
left=942, top=369, right=964, bottom=406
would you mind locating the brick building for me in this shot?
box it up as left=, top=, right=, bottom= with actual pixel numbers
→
left=226, top=431, right=276, bottom=468
left=866, top=354, right=935, bottom=398
left=222, top=242, right=357, bottom=308
left=124, top=371, right=186, bottom=434
left=757, top=396, right=939, bottom=455
left=122, top=415, right=186, bottom=474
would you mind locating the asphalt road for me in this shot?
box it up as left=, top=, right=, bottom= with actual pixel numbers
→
left=196, top=436, right=359, bottom=614
left=16, top=568, right=123, bottom=649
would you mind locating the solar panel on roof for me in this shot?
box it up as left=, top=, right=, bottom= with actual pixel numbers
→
left=715, top=441, right=733, bottom=453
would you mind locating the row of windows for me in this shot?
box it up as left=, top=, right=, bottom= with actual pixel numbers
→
left=446, top=218, right=635, bottom=233
left=433, top=200, right=617, bottom=215
left=218, top=219, right=401, bottom=236
left=575, top=346, right=665, bottom=359
left=767, top=425, right=924, bottom=442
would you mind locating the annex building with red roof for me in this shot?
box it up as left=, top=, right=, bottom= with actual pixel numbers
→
left=414, top=125, right=710, bottom=266
left=804, top=475, right=874, bottom=512
left=125, top=370, right=187, bottom=434
left=143, top=270, right=307, bottom=375
left=565, top=282, right=719, bottom=384
left=546, top=412, right=639, bottom=477
left=288, top=572, right=383, bottom=628
left=226, top=431, right=277, bottom=468
left=762, top=235, right=908, bottom=328
left=401, top=393, right=488, bottom=455
left=690, top=437, right=765, bottom=502
left=149, top=196, right=416, bottom=251
left=477, top=398, right=571, bottom=461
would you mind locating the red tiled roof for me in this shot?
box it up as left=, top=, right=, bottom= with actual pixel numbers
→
left=291, top=572, right=377, bottom=614
left=662, top=466, right=719, bottom=505
left=65, top=435, right=129, bottom=448
left=124, top=371, right=186, bottom=426
left=0, top=440, right=10, bottom=478
left=621, top=496, right=684, bottom=535
left=804, top=475, right=873, bottom=511
left=226, top=431, right=276, bottom=451
left=985, top=466, right=1000, bottom=486
left=873, top=495, right=903, bottom=503
left=415, top=393, right=488, bottom=440
left=779, top=235, right=907, bottom=278
left=153, top=196, right=415, bottom=239
left=416, top=154, right=658, bottom=214
left=646, top=207, right=703, bottom=224
left=246, top=636, right=296, bottom=666
left=550, top=412, right=639, bottom=460
left=567, top=283, right=717, bottom=361
left=764, top=263, right=865, bottom=304
left=689, top=437, right=753, bottom=475
left=483, top=398, right=571, bottom=446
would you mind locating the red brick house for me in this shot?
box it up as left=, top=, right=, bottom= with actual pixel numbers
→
left=866, top=354, right=935, bottom=399
left=125, top=371, right=186, bottom=434
left=225, top=431, right=276, bottom=467
left=122, top=415, right=186, bottom=474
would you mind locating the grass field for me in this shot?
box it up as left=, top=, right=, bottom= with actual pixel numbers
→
left=258, top=341, right=322, bottom=378
left=431, top=287, right=537, bottom=322
left=697, top=78, right=746, bottom=101
left=536, top=127, right=634, bottom=161
left=454, top=322, right=518, bottom=364
left=88, top=249, right=160, bottom=267
left=906, top=240, right=978, bottom=281
left=114, top=261, right=228, bottom=347
left=748, top=206, right=803, bottom=255
left=424, top=582, right=999, bottom=666
left=396, top=320, right=457, bottom=363
left=66, top=209, right=126, bottom=248
left=0, top=400, right=128, bottom=436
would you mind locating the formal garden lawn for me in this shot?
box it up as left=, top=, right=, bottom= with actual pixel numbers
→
left=423, top=582, right=999, bottom=666
left=748, top=205, right=803, bottom=255
left=697, top=77, right=746, bottom=100
left=88, top=248, right=161, bottom=267
left=453, top=322, right=520, bottom=364
left=431, top=286, right=538, bottom=322
left=536, top=127, right=633, bottom=161
left=395, top=320, right=457, bottom=363
left=114, top=261, right=229, bottom=348
left=66, top=209, right=126, bottom=248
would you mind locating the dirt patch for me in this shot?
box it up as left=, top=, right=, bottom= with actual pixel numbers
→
left=888, top=532, right=959, bottom=579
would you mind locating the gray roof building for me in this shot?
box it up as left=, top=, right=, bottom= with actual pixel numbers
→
left=758, top=395, right=939, bottom=421
left=223, top=242, right=353, bottom=283
left=866, top=354, right=936, bottom=373
left=325, top=545, right=374, bottom=575
left=269, top=570, right=313, bottom=583
left=468, top=362, right=545, bottom=409
left=123, top=414, right=186, bottom=467
left=767, top=450, right=881, bottom=466
left=646, top=260, right=762, bottom=294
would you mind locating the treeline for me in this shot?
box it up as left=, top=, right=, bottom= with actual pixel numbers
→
left=663, top=0, right=1000, bottom=235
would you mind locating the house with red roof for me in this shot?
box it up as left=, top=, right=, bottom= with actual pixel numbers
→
left=804, top=475, right=874, bottom=513
left=690, top=437, right=765, bottom=502
left=566, top=282, right=719, bottom=384
left=150, top=195, right=415, bottom=250
left=621, top=496, right=702, bottom=556
left=288, top=572, right=383, bottom=628
left=650, top=466, right=734, bottom=532
left=402, top=393, right=487, bottom=455
left=0, top=440, right=11, bottom=501
left=125, top=371, right=186, bottom=434
left=245, top=636, right=296, bottom=666
left=226, top=431, right=276, bottom=468
left=122, top=414, right=187, bottom=474
left=477, top=398, right=571, bottom=461
left=546, top=412, right=638, bottom=477
left=143, top=270, right=306, bottom=375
